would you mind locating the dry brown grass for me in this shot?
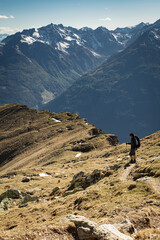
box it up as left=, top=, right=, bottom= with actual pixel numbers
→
left=0, top=104, right=160, bottom=239
left=135, top=228, right=160, bottom=240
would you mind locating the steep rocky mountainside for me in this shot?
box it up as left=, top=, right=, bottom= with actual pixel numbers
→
left=0, top=22, right=148, bottom=108
left=0, top=104, right=160, bottom=240
left=46, top=19, right=160, bottom=142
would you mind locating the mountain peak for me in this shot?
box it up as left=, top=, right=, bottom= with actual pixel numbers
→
left=80, top=26, right=93, bottom=31
left=96, top=26, right=109, bottom=32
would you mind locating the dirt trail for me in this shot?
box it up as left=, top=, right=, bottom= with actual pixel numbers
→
left=119, top=164, right=135, bottom=182
left=120, top=164, right=160, bottom=195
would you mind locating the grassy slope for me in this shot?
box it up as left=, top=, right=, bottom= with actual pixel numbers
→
left=0, top=104, right=160, bottom=240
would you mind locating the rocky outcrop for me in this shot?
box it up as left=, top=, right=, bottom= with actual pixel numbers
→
left=89, top=128, right=104, bottom=136
left=67, top=215, right=133, bottom=240
left=67, top=169, right=112, bottom=191
left=0, top=188, right=39, bottom=210
left=0, top=189, right=21, bottom=202
left=106, top=134, right=119, bottom=146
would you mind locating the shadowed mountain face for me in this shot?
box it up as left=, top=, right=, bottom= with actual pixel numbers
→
left=0, top=22, right=148, bottom=108
left=45, top=20, right=160, bottom=142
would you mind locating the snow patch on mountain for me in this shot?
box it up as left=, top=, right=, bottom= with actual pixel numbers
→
left=76, top=40, right=83, bottom=46
left=32, top=29, right=40, bottom=38
left=21, top=35, right=36, bottom=44
left=73, top=33, right=80, bottom=39
left=21, top=34, right=49, bottom=45
left=56, top=42, right=70, bottom=54
left=152, top=30, right=160, bottom=40
left=112, top=33, right=132, bottom=46
left=65, top=36, right=74, bottom=41
left=89, top=50, right=101, bottom=57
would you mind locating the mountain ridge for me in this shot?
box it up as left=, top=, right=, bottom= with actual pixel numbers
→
left=0, top=21, right=149, bottom=108
left=45, top=19, right=160, bottom=142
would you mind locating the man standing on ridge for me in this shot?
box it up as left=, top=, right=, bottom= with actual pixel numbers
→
left=126, top=133, right=137, bottom=164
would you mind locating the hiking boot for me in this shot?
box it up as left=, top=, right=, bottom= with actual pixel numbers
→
left=130, top=159, right=135, bottom=164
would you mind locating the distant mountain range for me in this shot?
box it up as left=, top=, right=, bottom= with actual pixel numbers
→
left=0, top=22, right=148, bottom=108
left=46, top=19, right=160, bottom=141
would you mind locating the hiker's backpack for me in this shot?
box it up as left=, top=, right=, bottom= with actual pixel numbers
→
left=135, top=136, right=140, bottom=148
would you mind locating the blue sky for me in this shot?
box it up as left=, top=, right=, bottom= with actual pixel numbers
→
left=0, top=0, right=160, bottom=34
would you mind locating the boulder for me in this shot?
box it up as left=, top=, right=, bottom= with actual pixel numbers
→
left=67, top=215, right=133, bottom=240
left=0, top=189, right=21, bottom=202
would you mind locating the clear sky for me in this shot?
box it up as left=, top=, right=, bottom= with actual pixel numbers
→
left=0, top=0, right=160, bottom=34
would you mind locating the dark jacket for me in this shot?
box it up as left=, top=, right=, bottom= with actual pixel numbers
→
left=127, top=137, right=136, bottom=149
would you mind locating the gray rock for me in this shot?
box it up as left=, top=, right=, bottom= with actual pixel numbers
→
left=104, top=164, right=120, bottom=171
left=0, top=198, right=14, bottom=210
left=0, top=189, right=21, bottom=202
left=110, top=164, right=120, bottom=170
left=104, top=165, right=110, bottom=169
left=67, top=215, right=133, bottom=240
left=21, top=194, right=39, bottom=204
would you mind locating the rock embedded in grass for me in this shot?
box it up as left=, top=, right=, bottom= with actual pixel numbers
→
left=21, top=194, right=39, bottom=204
left=22, top=177, right=30, bottom=182
left=67, top=169, right=113, bottom=191
left=67, top=214, right=133, bottom=240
